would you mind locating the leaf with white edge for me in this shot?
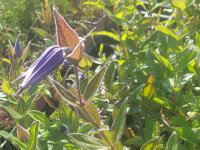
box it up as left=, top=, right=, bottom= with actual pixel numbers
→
left=28, top=121, right=39, bottom=150
left=21, top=41, right=31, bottom=63
left=66, top=39, right=84, bottom=65
left=49, top=77, right=78, bottom=106
left=84, top=62, right=110, bottom=102
left=28, top=110, right=49, bottom=125
left=53, top=8, right=81, bottom=51
left=111, top=100, right=127, bottom=144
left=140, top=136, right=159, bottom=150
left=68, top=133, right=109, bottom=150
left=10, top=136, right=27, bottom=150
left=165, top=132, right=178, bottom=150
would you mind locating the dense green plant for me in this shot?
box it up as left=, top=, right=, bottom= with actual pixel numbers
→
left=1, top=0, right=200, bottom=150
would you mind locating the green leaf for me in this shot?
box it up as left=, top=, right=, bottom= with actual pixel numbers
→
left=2, top=58, right=10, bottom=64
left=84, top=62, right=110, bottom=102
left=155, top=25, right=178, bottom=40
left=174, top=127, right=198, bottom=144
left=79, top=53, right=93, bottom=69
left=76, top=102, right=100, bottom=127
left=0, top=102, right=22, bottom=119
left=171, top=116, right=189, bottom=127
left=136, top=17, right=157, bottom=29
left=111, top=100, right=127, bottom=144
left=105, top=62, right=115, bottom=91
left=180, top=19, right=200, bottom=39
left=2, top=79, right=15, bottom=95
left=60, top=101, right=78, bottom=132
left=110, top=83, right=125, bottom=97
left=28, top=121, right=39, bottom=150
left=21, top=41, right=31, bottom=63
left=10, top=136, right=27, bottom=150
left=80, top=77, right=89, bottom=95
left=144, top=117, right=154, bottom=141
left=68, top=133, right=109, bottom=150
left=28, top=110, right=49, bottom=125
left=90, top=31, right=120, bottom=41
left=153, top=97, right=172, bottom=110
left=153, top=52, right=174, bottom=74
left=165, top=132, right=178, bottom=150
left=173, top=0, right=186, bottom=11
left=49, top=77, right=78, bottom=106
left=31, top=27, right=52, bottom=40
left=140, top=136, right=159, bottom=150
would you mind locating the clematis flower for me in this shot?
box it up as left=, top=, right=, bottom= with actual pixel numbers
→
left=13, top=45, right=66, bottom=95
left=14, top=35, right=22, bottom=57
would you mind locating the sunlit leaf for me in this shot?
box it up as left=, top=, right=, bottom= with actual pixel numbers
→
left=28, top=121, right=39, bottom=150
left=28, top=110, right=49, bottom=125
left=173, top=0, right=186, bottom=11
left=155, top=25, right=178, bottom=40
left=111, top=100, right=127, bottom=144
left=84, top=62, right=110, bottom=102
left=60, top=101, right=78, bottom=132
left=21, top=41, right=31, bottom=63
left=90, top=31, right=120, bottom=41
left=17, top=124, right=30, bottom=143
left=53, top=8, right=81, bottom=51
left=165, top=132, right=178, bottom=150
left=140, top=136, right=159, bottom=150
left=105, top=61, right=115, bottom=91
left=79, top=53, right=93, bottom=69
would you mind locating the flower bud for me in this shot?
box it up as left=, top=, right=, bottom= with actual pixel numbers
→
left=78, top=72, right=84, bottom=81
left=14, top=35, right=22, bottom=57
left=17, top=124, right=30, bottom=143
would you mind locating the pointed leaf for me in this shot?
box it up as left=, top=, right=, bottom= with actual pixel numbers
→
left=28, top=121, right=39, bottom=150
left=8, top=40, right=16, bottom=68
left=53, top=8, right=80, bottom=50
left=66, top=39, right=84, bottom=65
left=140, top=136, right=159, bottom=150
left=17, top=124, right=30, bottom=143
left=68, top=133, right=109, bottom=150
left=165, top=132, right=178, bottom=150
left=155, top=25, right=178, bottom=40
left=111, top=100, right=127, bottom=144
left=28, top=110, right=49, bottom=125
left=60, top=101, right=79, bottom=132
left=21, top=41, right=31, bottom=63
left=84, top=62, right=110, bottom=102
left=105, top=62, right=115, bottom=91
left=90, top=31, right=120, bottom=41
left=10, top=136, right=27, bottom=150
left=49, top=77, right=78, bottom=106
left=75, top=102, right=100, bottom=127
left=31, top=27, right=52, bottom=39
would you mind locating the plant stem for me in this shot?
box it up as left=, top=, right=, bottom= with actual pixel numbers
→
left=74, top=65, right=84, bottom=105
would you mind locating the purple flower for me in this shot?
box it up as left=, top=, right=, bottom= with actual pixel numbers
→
left=78, top=72, right=84, bottom=81
left=13, top=45, right=66, bottom=95
left=14, top=35, right=22, bottom=57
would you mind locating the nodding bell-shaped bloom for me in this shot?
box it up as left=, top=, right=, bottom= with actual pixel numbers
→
left=13, top=45, right=66, bottom=95
left=14, top=35, right=22, bottom=57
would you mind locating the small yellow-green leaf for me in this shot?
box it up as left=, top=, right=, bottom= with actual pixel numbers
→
left=68, top=133, right=109, bottom=150
left=79, top=53, right=93, bottom=68
left=2, top=58, right=10, bottom=64
left=84, top=62, right=110, bottom=102
left=21, top=41, right=31, bottom=63
left=155, top=25, right=178, bottom=40
left=111, top=100, right=127, bottom=144
left=2, top=79, right=14, bottom=95
left=140, top=136, right=159, bottom=150
left=173, top=0, right=186, bottom=11
left=141, top=84, right=155, bottom=100
left=17, top=125, right=30, bottom=143
left=90, top=31, right=120, bottom=41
